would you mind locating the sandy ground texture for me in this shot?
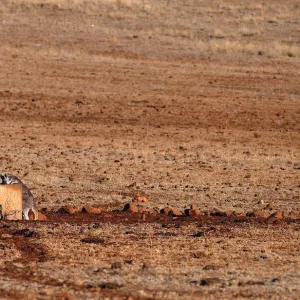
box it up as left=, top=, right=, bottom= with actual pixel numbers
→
left=0, top=0, right=300, bottom=298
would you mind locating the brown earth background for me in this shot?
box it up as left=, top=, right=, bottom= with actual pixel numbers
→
left=0, top=0, right=300, bottom=299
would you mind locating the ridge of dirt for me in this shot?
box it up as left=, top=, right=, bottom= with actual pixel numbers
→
left=43, top=210, right=300, bottom=226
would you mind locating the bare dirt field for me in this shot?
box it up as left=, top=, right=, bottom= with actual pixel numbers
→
left=0, top=0, right=300, bottom=298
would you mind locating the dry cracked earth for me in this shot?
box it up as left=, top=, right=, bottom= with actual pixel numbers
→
left=0, top=0, right=300, bottom=299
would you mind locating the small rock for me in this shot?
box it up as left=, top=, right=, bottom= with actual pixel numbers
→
left=160, top=207, right=181, bottom=216
left=59, top=205, right=78, bottom=214
left=210, top=208, right=226, bottom=217
left=160, top=207, right=172, bottom=215
left=82, top=205, right=102, bottom=214
left=38, top=212, right=47, bottom=221
left=225, top=210, right=233, bottom=217
left=122, top=203, right=138, bottom=213
left=168, top=208, right=181, bottom=216
left=234, top=212, right=245, bottom=217
left=187, top=208, right=201, bottom=216
left=134, top=196, right=148, bottom=203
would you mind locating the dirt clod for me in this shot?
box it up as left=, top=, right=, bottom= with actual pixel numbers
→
left=160, top=207, right=182, bottom=216
left=82, top=205, right=102, bottom=214
left=186, top=208, right=202, bottom=216
left=210, top=209, right=227, bottom=217
left=122, top=203, right=139, bottom=213
left=59, top=205, right=78, bottom=215
left=38, top=211, right=47, bottom=221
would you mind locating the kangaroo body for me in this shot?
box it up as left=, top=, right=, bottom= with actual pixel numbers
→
left=0, top=174, right=38, bottom=220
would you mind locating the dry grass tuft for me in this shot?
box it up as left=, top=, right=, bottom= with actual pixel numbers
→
left=210, top=28, right=226, bottom=39
left=239, top=26, right=262, bottom=37
left=1, top=0, right=300, bottom=60
left=196, top=39, right=300, bottom=58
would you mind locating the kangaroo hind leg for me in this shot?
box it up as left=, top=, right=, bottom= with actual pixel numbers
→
left=23, top=208, right=30, bottom=220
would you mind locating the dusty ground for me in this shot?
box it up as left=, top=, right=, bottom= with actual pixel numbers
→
left=0, top=0, right=300, bottom=298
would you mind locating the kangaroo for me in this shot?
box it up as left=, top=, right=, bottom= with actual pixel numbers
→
left=0, top=173, right=38, bottom=220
